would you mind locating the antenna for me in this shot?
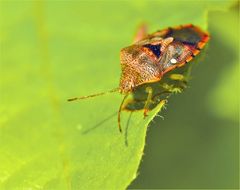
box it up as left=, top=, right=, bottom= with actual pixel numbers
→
left=67, top=88, right=119, bottom=102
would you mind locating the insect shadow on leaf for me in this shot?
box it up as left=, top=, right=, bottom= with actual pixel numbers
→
left=81, top=111, right=117, bottom=135
left=124, top=112, right=133, bottom=147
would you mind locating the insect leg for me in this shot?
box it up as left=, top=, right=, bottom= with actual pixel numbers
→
left=169, top=73, right=185, bottom=81
left=118, top=94, right=129, bottom=133
left=133, top=23, right=148, bottom=43
left=143, top=87, right=153, bottom=118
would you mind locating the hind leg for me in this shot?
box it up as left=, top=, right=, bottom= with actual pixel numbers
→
left=133, top=23, right=148, bottom=43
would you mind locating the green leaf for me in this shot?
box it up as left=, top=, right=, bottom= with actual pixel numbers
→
left=0, top=1, right=234, bottom=189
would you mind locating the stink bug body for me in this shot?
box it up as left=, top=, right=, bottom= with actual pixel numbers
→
left=68, top=24, right=210, bottom=132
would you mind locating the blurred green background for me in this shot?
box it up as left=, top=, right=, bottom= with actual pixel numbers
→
left=1, top=0, right=239, bottom=189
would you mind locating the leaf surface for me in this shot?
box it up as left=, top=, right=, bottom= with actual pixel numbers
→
left=0, top=1, right=233, bottom=189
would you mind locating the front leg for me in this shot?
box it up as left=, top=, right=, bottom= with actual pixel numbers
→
left=133, top=23, right=148, bottom=43
left=143, top=86, right=153, bottom=118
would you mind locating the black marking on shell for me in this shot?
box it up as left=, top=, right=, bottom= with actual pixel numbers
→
left=191, top=52, right=196, bottom=57
left=143, top=44, right=161, bottom=58
left=165, top=27, right=202, bottom=47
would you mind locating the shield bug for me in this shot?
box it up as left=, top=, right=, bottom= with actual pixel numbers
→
left=68, top=24, right=210, bottom=132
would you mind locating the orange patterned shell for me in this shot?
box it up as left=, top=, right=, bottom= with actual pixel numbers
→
left=119, top=24, right=210, bottom=93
